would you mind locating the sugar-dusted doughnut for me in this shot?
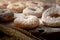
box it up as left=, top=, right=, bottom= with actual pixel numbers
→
left=7, top=2, right=26, bottom=13
left=23, top=7, right=44, bottom=18
left=14, top=15, right=39, bottom=29
left=42, top=7, right=60, bottom=26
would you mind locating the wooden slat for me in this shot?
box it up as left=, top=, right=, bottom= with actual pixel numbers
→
left=0, top=24, right=38, bottom=40
left=3, top=22, right=40, bottom=40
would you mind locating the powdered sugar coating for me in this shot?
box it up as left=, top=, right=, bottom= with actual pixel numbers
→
left=23, top=7, right=44, bottom=17
left=42, top=7, right=60, bottom=26
left=14, top=15, right=39, bottom=29
left=7, top=2, right=26, bottom=13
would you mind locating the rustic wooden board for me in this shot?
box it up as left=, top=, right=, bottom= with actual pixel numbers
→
left=0, top=24, right=40, bottom=40
left=0, top=20, right=60, bottom=40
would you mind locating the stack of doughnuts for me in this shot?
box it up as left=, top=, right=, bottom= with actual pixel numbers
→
left=14, top=1, right=59, bottom=29
left=7, top=1, right=45, bottom=13
left=0, top=1, right=59, bottom=29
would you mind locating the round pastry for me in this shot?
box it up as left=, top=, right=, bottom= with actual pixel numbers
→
left=7, top=2, right=26, bottom=13
left=0, top=2, right=8, bottom=9
left=0, top=9, right=14, bottom=22
left=14, top=15, right=39, bottom=29
left=23, top=7, right=44, bottom=18
left=42, top=7, right=60, bottom=26
left=26, top=1, right=44, bottom=7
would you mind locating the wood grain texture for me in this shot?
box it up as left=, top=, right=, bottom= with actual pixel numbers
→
left=0, top=24, right=36, bottom=40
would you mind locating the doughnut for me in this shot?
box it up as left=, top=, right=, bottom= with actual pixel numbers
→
left=23, top=7, right=44, bottom=18
left=0, top=2, right=8, bottom=9
left=42, top=7, right=60, bottom=26
left=7, top=2, right=26, bottom=13
left=0, top=9, right=14, bottom=22
left=26, top=1, right=44, bottom=7
left=14, top=15, right=39, bottom=29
